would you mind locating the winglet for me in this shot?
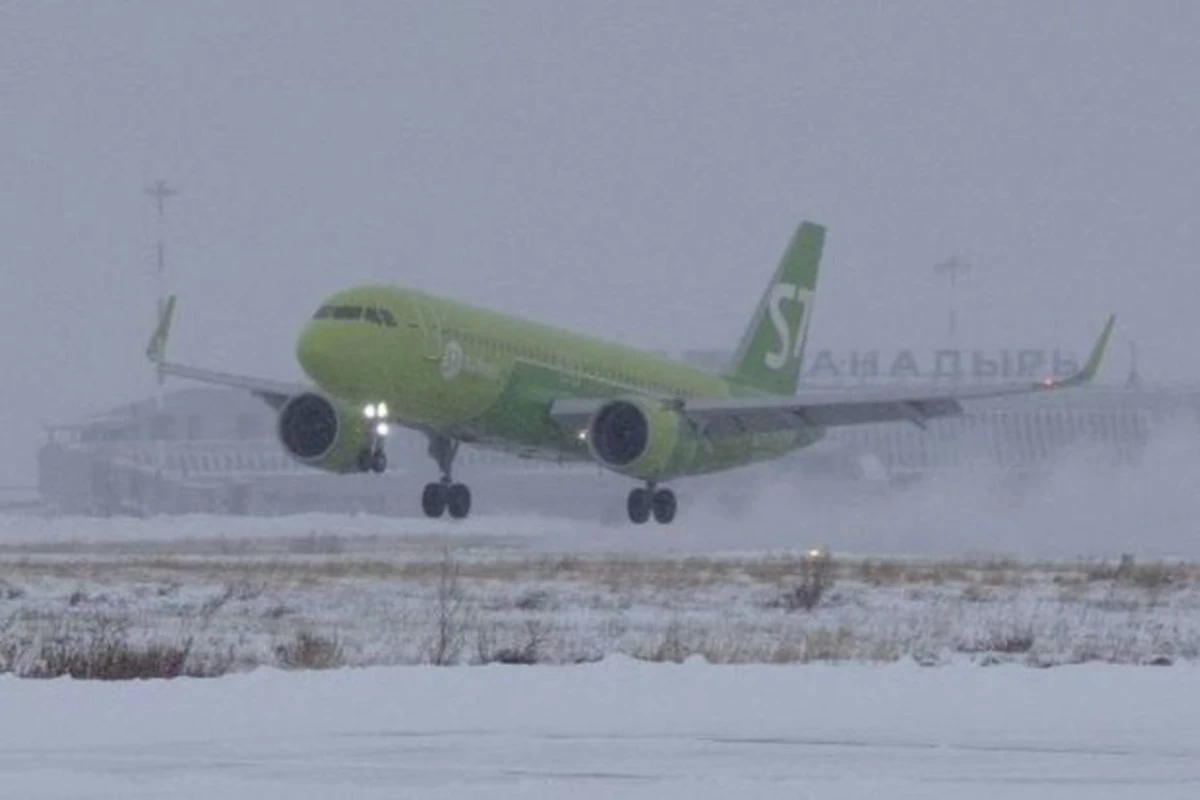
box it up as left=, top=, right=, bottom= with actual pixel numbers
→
left=1047, top=313, right=1116, bottom=388
left=145, top=294, right=177, bottom=364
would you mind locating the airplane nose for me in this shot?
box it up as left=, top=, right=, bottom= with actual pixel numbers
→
left=296, top=323, right=328, bottom=381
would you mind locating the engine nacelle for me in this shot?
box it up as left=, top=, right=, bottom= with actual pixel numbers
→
left=276, top=392, right=374, bottom=474
left=586, top=397, right=697, bottom=480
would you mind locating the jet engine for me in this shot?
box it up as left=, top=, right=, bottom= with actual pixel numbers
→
left=586, top=397, right=697, bottom=480
left=276, top=392, right=376, bottom=473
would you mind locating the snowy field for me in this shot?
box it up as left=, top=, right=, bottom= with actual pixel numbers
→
left=5, top=432, right=1200, bottom=676
left=3, top=658, right=1199, bottom=798
left=3, top=440, right=1200, bottom=797
left=1, top=502, right=1199, bottom=674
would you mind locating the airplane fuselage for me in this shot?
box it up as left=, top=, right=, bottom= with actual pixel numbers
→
left=295, top=285, right=820, bottom=478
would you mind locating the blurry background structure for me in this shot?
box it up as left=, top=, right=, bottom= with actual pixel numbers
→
left=29, top=361, right=1198, bottom=521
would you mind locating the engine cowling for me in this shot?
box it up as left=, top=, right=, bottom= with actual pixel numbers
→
left=276, top=392, right=373, bottom=473
left=586, top=397, right=696, bottom=480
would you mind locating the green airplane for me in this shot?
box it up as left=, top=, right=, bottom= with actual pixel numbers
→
left=146, top=220, right=1115, bottom=524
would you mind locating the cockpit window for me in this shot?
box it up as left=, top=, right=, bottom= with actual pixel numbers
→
left=332, top=305, right=364, bottom=320
left=312, top=304, right=397, bottom=327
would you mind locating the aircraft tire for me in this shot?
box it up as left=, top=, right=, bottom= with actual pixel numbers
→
left=651, top=488, right=677, bottom=524
left=627, top=488, right=651, bottom=524
left=422, top=482, right=447, bottom=518
left=370, top=449, right=388, bottom=474
left=446, top=483, right=472, bottom=519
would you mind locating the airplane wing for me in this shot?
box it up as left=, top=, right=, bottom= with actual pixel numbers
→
left=550, top=314, right=1117, bottom=437
left=146, top=294, right=310, bottom=409
left=153, top=361, right=308, bottom=409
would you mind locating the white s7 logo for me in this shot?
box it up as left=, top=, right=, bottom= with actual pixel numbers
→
left=764, top=283, right=813, bottom=370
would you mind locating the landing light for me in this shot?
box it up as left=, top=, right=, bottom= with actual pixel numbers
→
left=363, top=402, right=390, bottom=420
left=577, top=429, right=588, bottom=442
left=375, top=422, right=390, bottom=437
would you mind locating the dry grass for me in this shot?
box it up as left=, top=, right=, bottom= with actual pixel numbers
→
left=7, top=616, right=232, bottom=680
left=3, top=537, right=1200, bottom=677
left=7, top=530, right=1193, bottom=592
left=764, top=551, right=837, bottom=611
left=956, top=628, right=1037, bottom=655
left=1, top=549, right=1140, bottom=591
left=628, top=621, right=890, bottom=665
left=275, top=630, right=344, bottom=670
left=426, top=548, right=472, bottom=665
left=477, top=619, right=552, bottom=665
left=6, top=541, right=1196, bottom=601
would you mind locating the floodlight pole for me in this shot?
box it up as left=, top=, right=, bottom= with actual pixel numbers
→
left=146, top=179, right=177, bottom=320
left=932, top=256, right=971, bottom=343
left=1127, top=341, right=1141, bottom=388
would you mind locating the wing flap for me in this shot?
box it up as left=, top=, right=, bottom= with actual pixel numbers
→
left=655, top=393, right=965, bottom=436
left=789, top=396, right=961, bottom=428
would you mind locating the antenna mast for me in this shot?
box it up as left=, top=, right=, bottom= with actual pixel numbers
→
left=146, top=179, right=178, bottom=318
left=932, top=255, right=972, bottom=343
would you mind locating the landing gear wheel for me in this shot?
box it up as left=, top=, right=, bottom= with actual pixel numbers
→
left=446, top=483, right=472, bottom=519
left=359, top=447, right=387, bottom=473
left=651, top=488, right=677, bottom=524
left=422, top=435, right=473, bottom=519
left=422, top=482, right=447, bottom=518
left=627, top=487, right=651, bottom=524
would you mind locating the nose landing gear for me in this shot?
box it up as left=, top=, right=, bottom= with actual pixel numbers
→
left=358, top=446, right=387, bottom=474
left=359, top=403, right=391, bottom=474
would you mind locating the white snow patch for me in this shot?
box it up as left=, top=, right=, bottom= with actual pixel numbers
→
left=1, top=659, right=1198, bottom=798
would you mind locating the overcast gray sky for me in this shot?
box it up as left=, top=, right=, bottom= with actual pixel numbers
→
left=2, top=1, right=1198, bottom=485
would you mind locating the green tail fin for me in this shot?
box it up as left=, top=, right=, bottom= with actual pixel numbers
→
left=726, top=220, right=826, bottom=395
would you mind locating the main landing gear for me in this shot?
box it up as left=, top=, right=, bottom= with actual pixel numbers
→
left=420, top=434, right=472, bottom=520
left=627, top=483, right=677, bottom=525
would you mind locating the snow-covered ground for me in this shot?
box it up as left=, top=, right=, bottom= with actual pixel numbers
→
left=2, top=657, right=1198, bottom=798
left=4, top=436, right=1200, bottom=797
left=2, top=509, right=1198, bottom=674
